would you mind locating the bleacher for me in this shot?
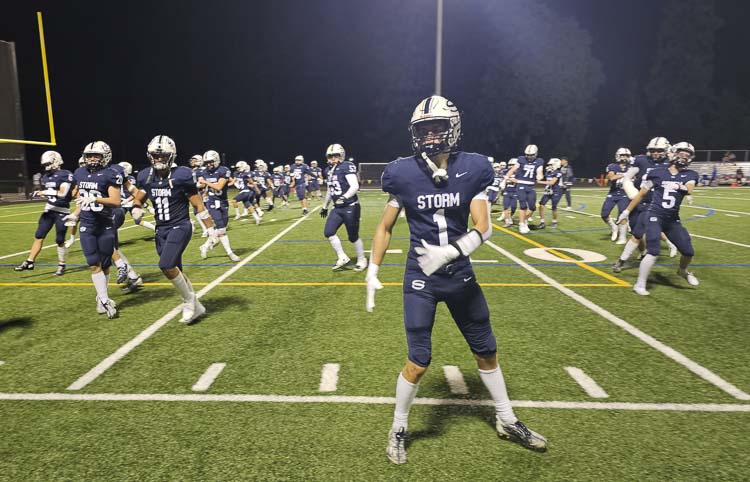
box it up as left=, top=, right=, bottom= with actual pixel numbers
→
left=691, top=162, right=750, bottom=186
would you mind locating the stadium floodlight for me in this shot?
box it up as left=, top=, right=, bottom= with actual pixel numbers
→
left=0, top=12, right=57, bottom=146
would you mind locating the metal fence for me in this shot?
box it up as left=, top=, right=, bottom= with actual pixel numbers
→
left=694, top=150, right=750, bottom=163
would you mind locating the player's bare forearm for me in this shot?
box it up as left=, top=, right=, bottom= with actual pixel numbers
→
left=370, top=204, right=400, bottom=266
left=132, top=189, right=147, bottom=206
left=189, top=193, right=215, bottom=229
left=469, top=198, right=491, bottom=241
left=95, top=186, right=122, bottom=208
left=626, top=188, right=648, bottom=212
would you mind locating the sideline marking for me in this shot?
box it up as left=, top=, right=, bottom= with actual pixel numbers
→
left=443, top=365, right=469, bottom=395
left=319, top=363, right=340, bottom=392
left=565, top=215, right=577, bottom=219
left=469, top=258, right=499, bottom=263
left=67, top=207, right=321, bottom=391
left=364, top=249, right=403, bottom=254
left=690, top=233, right=750, bottom=249
left=494, top=224, right=629, bottom=286
left=564, top=367, right=609, bottom=398
left=192, top=363, right=226, bottom=392
left=0, top=281, right=626, bottom=288
left=485, top=239, right=750, bottom=401
left=683, top=205, right=750, bottom=216
left=0, top=392, right=748, bottom=412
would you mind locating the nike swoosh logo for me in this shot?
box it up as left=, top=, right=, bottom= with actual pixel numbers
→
left=463, top=276, right=473, bottom=282
left=456, top=172, right=468, bottom=178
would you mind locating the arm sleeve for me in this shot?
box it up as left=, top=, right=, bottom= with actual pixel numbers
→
left=343, top=173, right=359, bottom=199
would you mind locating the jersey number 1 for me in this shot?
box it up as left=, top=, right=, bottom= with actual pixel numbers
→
left=432, top=209, right=448, bottom=246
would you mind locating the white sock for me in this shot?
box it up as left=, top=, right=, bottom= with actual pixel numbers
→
left=170, top=272, right=194, bottom=302
left=252, top=211, right=260, bottom=222
left=328, top=235, right=345, bottom=258
left=197, top=216, right=207, bottom=233
left=665, top=238, right=676, bottom=250
left=56, top=246, right=66, bottom=264
left=114, top=257, right=126, bottom=269
left=636, top=253, right=657, bottom=287
left=618, top=224, right=628, bottom=241
left=392, top=373, right=419, bottom=432
left=353, top=239, right=365, bottom=260
left=479, top=367, right=517, bottom=425
left=608, top=218, right=617, bottom=228
left=91, top=271, right=109, bottom=303
left=267, top=198, right=274, bottom=207
left=620, top=239, right=640, bottom=261
left=127, top=265, right=139, bottom=280
left=219, top=235, right=234, bottom=254
left=142, top=220, right=156, bottom=231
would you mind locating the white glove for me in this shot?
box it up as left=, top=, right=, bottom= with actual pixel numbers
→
left=686, top=195, right=693, bottom=205
left=414, top=239, right=460, bottom=276
left=76, top=196, right=96, bottom=208
left=131, top=206, right=144, bottom=223
left=616, top=209, right=630, bottom=225
left=365, top=263, right=383, bottom=312
left=64, top=235, right=76, bottom=249
left=207, top=227, right=219, bottom=246
left=63, top=213, right=79, bottom=227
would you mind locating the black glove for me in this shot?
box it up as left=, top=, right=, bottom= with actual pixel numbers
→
left=320, top=208, right=328, bottom=218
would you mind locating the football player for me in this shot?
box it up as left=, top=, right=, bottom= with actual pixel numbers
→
left=281, top=164, right=292, bottom=206
left=320, top=143, right=366, bottom=271
left=198, top=150, right=240, bottom=261
left=307, top=160, right=324, bottom=200
left=14, top=151, right=73, bottom=275
left=367, top=95, right=547, bottom=464
left=189, top=155, right=209, bottom=237
left=504, top=144, right=544, bottom=233
left=486, top=161, right=503, bottom=206
left=132, top=135, right=218, bottom=323
left=271, top=165, right=285, bottom=209
left=231, top=162, right=249, bottom=220
left=252, top=159, right=274, bottom=211
left=109, top=161, right=144, bottom=293
left=497, top=158, right=518, bottom=226
left=601, top=148, right=631, bottom=244
left=537, top=158, right=563, bottom=229
left=616, top=142, right=700, bottom=295
left=234, top=161, right=261, bottom=225
left=290, top=155, right=312, bottom=215
left=613, top=137, right=678, bottom=271
left=64, top=141, right=123, bottom=318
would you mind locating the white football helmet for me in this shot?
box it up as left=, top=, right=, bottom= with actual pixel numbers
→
left=147, top=135, right=177, bottom=170
left=78, top=156, right=86, bottom=167
left=547, top=158, right=561, bottom=171
left=83, top=141, right=112, bottom=169
left=524, top=144, right=538, bottom=159
left=273, top=166, right=283, bottom=173
left=492, top=162, right=501, bottom=172
left=310, top=160, right=318, bottom=168
left=41, top=151, right=63, bottom=171
left=646, top=137, right=670, bottom=160
left=670, top=141, right=695, bottom=169
left=118, top=161, right=133, bottom=176
left=189, top=154, right=203, bottom=169
left=294, top=155, right=304, bottom=163
left=326, top=144, right=346, bottom=164
left=508, top=157, right=518, bottom=166
left=615, top=147, right=632, bottom=162
left=488, top=156, right=495, bottom=163
left=235, top=160, right=250, bottom=173
left=409, top=95, right=461, bottom=156
left=254, top=159, right=267, bottom=172
left=203, top=150, right=221, bottom=170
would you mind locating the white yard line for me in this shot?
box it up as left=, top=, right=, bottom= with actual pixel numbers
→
left=485, top=240, right=750, bottom=401
left=564, top=209, right=600, bottom=218
left=469, top=259, right=499, bottom=263
left=0, top=392, right=748, bottom=412
left=564, top=367, right=609, bottom=398
left=192, top=363, right=226, bottom=392
left=365, top=249, right=403, bottom=254
left=565, top=215, right=577, bottom=219
left=725, top=214, right=740, bottom=218
left=690, top=233, right=750, bottom=249
left=442, top=365, right=469, bottom=395
left=67, top=207, right=320, bottom=391
left=0, top=361, right=5, bottom=366
left=683, top=205, right=750, bottom=216
left=318, top=363, right=340, bottom=392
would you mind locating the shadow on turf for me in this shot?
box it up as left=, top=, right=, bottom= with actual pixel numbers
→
left=0, top=317, right=33, bottom=333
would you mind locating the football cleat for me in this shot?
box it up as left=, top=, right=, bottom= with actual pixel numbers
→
left=610, top=223, right=618, bottom=241
left=497, top=420, right=547, bottom=452
left=180, top=298, right=205, bottom=324
left=54, top=264, right=66, bottom=276
left=386, top=427, right=408, bottom=465
left=97, top=297, right=118, bottom=318
left=677, top=270, right=699, bottom=286
left=228, top=252, right=241, bottom=262
left=332, top=255, right=351, bottom=271
left=537, top=221, right=546, bottom=230
left=353, top=257, right=368, bottom=272
left=180, top=296, right=197, bottom=323
left=497, top=214, right=505, bottom=222
left=14, top=260, right=34, bottom=271
left=668, top=243, right=677, bottom=258
left=302, top=208, right=309, bottom=216
left=616, top=237, right=627, bottom=245
left=519, top=223, right=530, bottom=234
left=551, top=220, right=558, bottom=228
left=633, top=284, right=650, bottom=296
left=200, top=242, right=210, bottom=259
left=116, top=264, right=129, bottom=284
left=234, top=212, right=241, bottom=220
left=121, top=276, right=143, bottom=293
left=612, top=260, right=624, bottom=273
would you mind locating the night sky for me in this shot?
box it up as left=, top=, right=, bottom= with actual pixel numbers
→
left=2, top=0, right=748, bottom=176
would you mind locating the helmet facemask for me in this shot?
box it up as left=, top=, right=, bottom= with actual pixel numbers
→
left=410, top=119, right=454, bottom=157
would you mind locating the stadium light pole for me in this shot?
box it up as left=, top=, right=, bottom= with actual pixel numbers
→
left=435, top=0, right=443, bottom=96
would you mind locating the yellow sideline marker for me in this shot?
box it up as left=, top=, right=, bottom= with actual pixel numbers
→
left=492, top=223, right=629, bottom=287
left=0, top=282, right=626, bottom=288
left=0, top=12, right=57, bottom=146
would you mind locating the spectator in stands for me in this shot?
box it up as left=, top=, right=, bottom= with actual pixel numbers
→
left=711, top=165, right=718, bottom=186
left=559, top=157, right=574, bottom=209
left=722, top=151, right=737, bottom=163
left=737, top=168, right=745, bottom=186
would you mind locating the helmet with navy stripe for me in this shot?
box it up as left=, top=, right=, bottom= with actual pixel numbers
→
left=409, top=95, right=461, bottom=156
left=646, top=137, right=670, bottom=161
left=670, top=141, right=695, bottom=169
left=41, top=151, right=63, bottom=171
left=83, top=141, right=112, bottom=170
left=203, top=150, right=221, bottom=170
left=147, top=135, right=177, bottom=170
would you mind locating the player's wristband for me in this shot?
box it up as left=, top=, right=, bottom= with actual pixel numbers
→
left=450, top=229, right=484, bottom=257
left=196, top=209, right=211, bottom=220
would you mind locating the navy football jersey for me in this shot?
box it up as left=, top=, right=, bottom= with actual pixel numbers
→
left=310, top=167, right=323, bottom=181
left=631, top=154, right=668, bottom=204
left=73, top=166, right=123, bottom=225
left=328, top=161, right=359, bottom=205
left=645, top=167, right=699, bottom=218
left=382, top=152, right=494, bottom=259
left=41, top=169, right=74, bottom=210
left=136, top=166, right=198, bottom=227
left=271, top=173, right=284, bottom=188
left=251, top=169, right=272, bottom=190
left=490, top=172, right=503, bottom=190
left=607, top=163, right=628, bottom=196
left=201, top=165, right=230, bottom=202
left=515, top=156, right=545, bottom=185
left=283, top=172, right=292, bottom=185
left=291, top=163, right=311, bottom=185
left=233, top=170, right=245, bottom=190
left=544, top=169, right=562, bottom=193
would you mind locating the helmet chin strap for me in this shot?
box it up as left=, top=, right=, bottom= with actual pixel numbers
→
left=420, top=152, right=448, bottom=185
